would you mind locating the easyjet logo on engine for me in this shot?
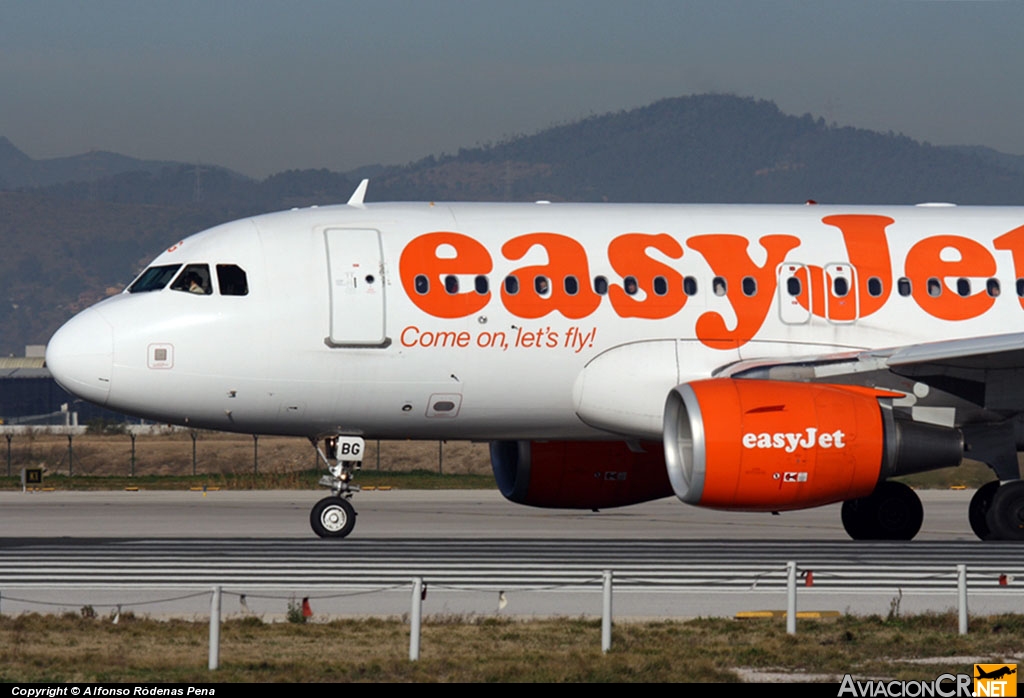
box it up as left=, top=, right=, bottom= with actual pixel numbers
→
left=397, top=216, right=1024, bottom=349
left=742, top=428, right=847, bottom=452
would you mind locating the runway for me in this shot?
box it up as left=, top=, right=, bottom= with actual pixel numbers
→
left=0, top=487, right=985, bottom=539
left=0, top=489, right=1021, bottom=619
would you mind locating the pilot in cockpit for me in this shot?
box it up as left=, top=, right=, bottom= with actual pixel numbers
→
left=184, top=271, right=206, bottom=294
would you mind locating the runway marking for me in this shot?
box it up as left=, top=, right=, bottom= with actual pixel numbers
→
left=1, top=539, right=1021, bottom=591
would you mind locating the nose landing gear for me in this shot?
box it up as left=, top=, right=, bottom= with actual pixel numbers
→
left=310, top=435, right=365, bottom=538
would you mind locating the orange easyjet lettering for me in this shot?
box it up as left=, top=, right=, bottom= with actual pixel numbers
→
left=687, top=234, right=800, bottom=350
left=994, top=225, right=1024, bottom=310
left=607, top=233, right=686, bottom=319
left=396, top=220, right=1024, bottom=350
left=500, top=233, right=600, bottom=319
left=399, top=232, right=492, bottom=319
left=796, top=215, right=894, bottom=320
left=904, top=235, right=996, bottom=321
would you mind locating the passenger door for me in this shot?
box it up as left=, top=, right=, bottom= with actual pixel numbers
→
left=324, top=228, right=387, bottom=346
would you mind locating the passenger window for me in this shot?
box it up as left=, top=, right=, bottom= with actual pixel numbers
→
left=216, top=265, right=248, bottom=296
left=504, top=276, right=519, bottom=295
left=898, top=278, right=912, bottom=297
left=867, top=277, right=883, bottom=297
left=742, top=276, right=757, bottom=297
left=170, top=264, right=212, bottom=295
left=474, top=275, right=489, bottom=294
left=623, top=276, right=639, bottom=296
left=534, top=276, right=550, bottom=295
left=444, top=275, right=459, bottom=294
left=927, top=278, right=941, bottom=297
left=1017, top=279, right=1024, bottom=297
left=786, top=277, right=801, bottom=296
left=683, top=276, right=698, bottom=296
left=593, top=276, right=608, bottom=295
left=832, top=277, right=849, bottom=297
left=653, top=276, right=668, bottom=296
left=987, top=279, right=1001, bottom=297
left=712, top=277, right=727, bottom=296
left=956, top=278, right=970, bottom=297
left=414, top=275, right=429, bottom=294
left=564, top=276, right=579, bottom=295
left=128, top=264, right=181, bottom=293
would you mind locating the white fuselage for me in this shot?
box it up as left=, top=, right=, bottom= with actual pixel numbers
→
left=46, top=201, right=1024, bottom=441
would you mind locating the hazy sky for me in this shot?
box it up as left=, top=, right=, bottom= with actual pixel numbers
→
left=3, top=0, right=1023, bottom=178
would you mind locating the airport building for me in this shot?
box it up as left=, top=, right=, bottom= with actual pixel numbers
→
left=0, top=347, right=131, bottom=426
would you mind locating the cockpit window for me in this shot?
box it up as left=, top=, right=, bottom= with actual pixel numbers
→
left=170, top=264, right=212, bottom=295
left=217, top=264, right=249, bottom=296
left=128, top=265, right=181, bottom=293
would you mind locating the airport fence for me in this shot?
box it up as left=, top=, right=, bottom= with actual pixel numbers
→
left=0, top=562, right=1008, bottom=669
left=0, top=426, right=490, bottom=479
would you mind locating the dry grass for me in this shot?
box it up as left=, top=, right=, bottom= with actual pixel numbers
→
left=1, top=612, right=1022, bottom=682
left=900, top=459, right=1001, bottom=490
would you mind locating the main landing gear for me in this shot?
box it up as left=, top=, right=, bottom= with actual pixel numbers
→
left=842, top=478, right=1024, bottom=541
left=969, top=480, right=1024, bottom=541
left=841, top=481, right=924, bottom=541
left=309, top=435, right=365, bottom=538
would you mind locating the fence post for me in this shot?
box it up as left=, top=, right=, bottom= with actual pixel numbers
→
left=602, top=570, right=613, bottom=653
left=67, top=434, right=73, bottom=477
left=786, top=561, right=797, bottom=635
left=209, top=586, right=221, bottom=670
left=129, top=432, right=136, bottom=477
left=410, top=577, right=424, bottom=661
left=957, top=564, right=968, bottom=635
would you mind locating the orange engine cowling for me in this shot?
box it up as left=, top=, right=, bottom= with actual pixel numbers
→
left=663, top=379, right=962, bottom=511
left=490, top=440, right=673, bottom=509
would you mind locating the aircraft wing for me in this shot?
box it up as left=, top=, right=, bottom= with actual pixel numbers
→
left=723, top=331, right=1024, bottom=415
left=884, top=332, right=1024, bottom=370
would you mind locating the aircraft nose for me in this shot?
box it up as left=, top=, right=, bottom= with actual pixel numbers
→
left=46, top=308, right=113, bottom=406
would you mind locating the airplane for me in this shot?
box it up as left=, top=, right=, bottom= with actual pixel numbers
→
left=976, top=666, right=1017, bottom=681
left=44, top=181, right=1024, bottom=541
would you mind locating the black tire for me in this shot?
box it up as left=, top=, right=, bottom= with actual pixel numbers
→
left=841, top=497, right=877, bottom=540
left=986, top=480, right=1024, bottom=542
left=871, top=481, right=923, bottom=541
left=841, top=481, right=923, bottom=541
left=310, top=496, right=356, bottom=538
left=969, top=480, right=1001, bottom=541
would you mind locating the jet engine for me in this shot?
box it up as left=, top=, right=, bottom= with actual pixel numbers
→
left=663, top=378, right=963, bottom=511
left=489, top=439, right=673, bottom=508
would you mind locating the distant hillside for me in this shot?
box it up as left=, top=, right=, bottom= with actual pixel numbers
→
left=369, top=95, right=1024, bottom=205
left=0, top=169, right=359, bottom=356
left=0, top=137, right=250, bottom=190
left=34, top=165, right=354, bottom=213
left=0, top=191, right=233, bottom=357
left=946, top=145, right=1024, bottom=176
left=8, top=94, right=1024, bottom=209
